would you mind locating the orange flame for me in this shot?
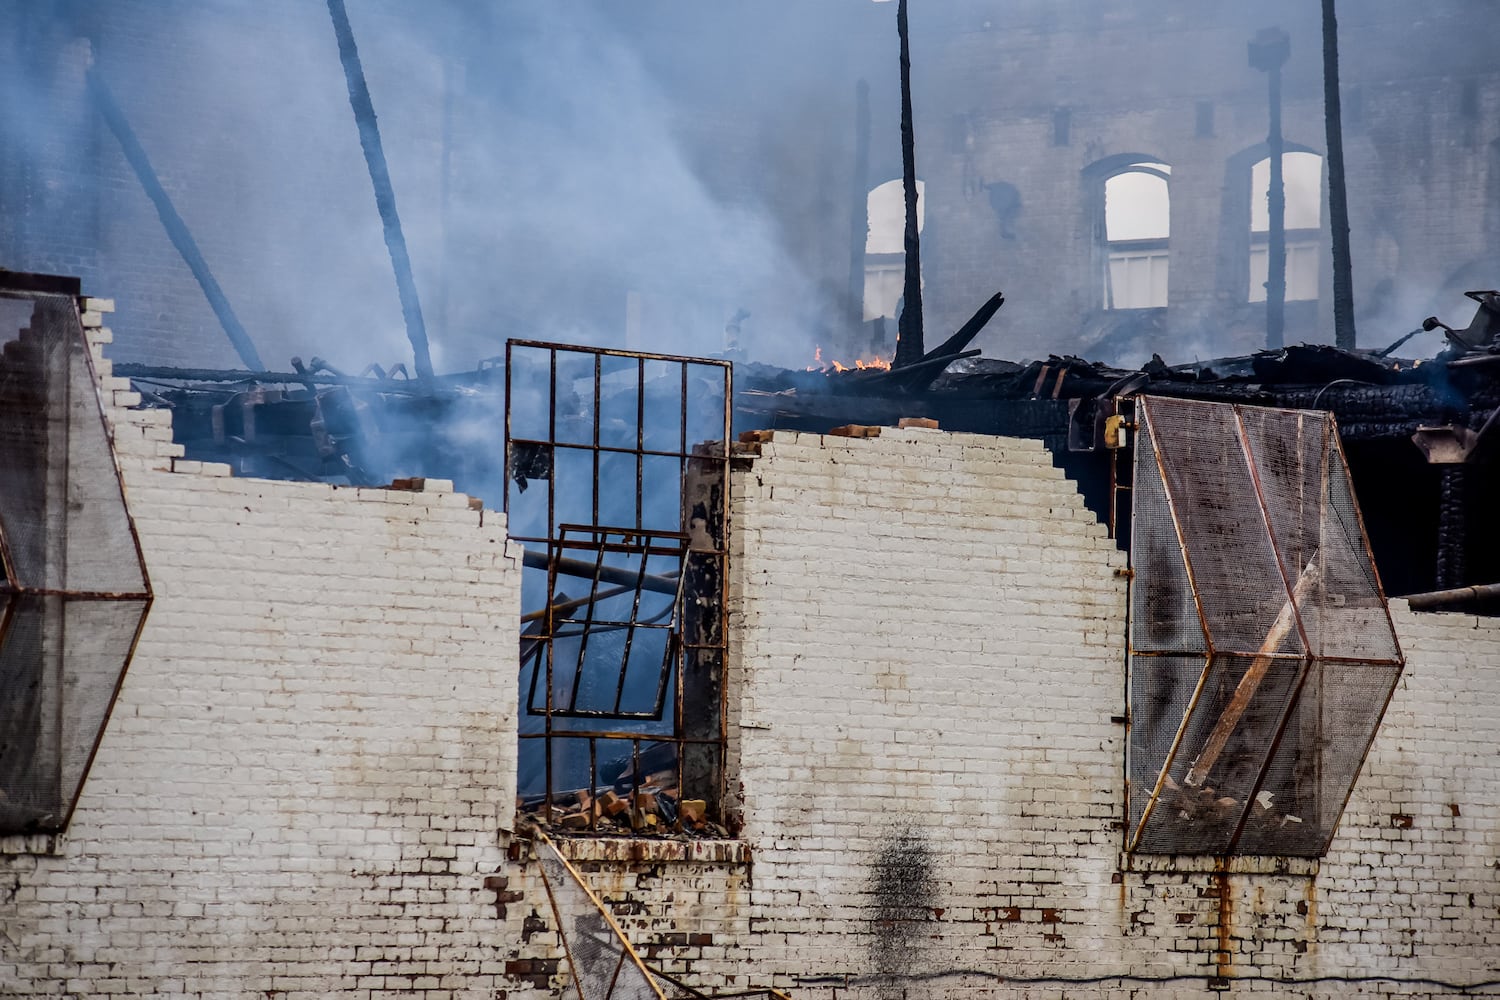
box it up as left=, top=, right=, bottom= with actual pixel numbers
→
left=808, top=347, right=892, bottom=373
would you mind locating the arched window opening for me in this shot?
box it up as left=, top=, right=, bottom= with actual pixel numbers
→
left=864, top=178, right=923, bottom=320
left=1249, top=151, right=1322, bottom=302
left=1103, top=163, right=1170, bottom=310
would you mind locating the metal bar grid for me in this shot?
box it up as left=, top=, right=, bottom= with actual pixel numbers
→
left=527, top=526, right=687, bottom=722
left=504, top=339, right=731, bottom=834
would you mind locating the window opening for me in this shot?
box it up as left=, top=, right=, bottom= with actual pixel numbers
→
left=505, top=341, right=730, bottom=836
left=1102, top=163, right=1170, bottom=310
left=864, top=178, right=924, bottom=321
left=0, top=285, right=152, bottom=836
left=1250, top=151, right=1322, bottom=302
left=1127, top=396, right=1402, bottom=857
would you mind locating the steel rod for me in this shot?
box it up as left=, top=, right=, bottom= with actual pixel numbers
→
left=1266, top=59, right=1287, bottom=350
left=519, top=545, right=680, bottom=595
left=848, top=79, right=872, bottom=342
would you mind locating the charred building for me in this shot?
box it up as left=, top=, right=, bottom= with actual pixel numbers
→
left=2, top=2, right=1500, bottom=999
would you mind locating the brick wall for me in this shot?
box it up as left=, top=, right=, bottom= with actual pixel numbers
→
left=0, top=306, right=525, bottom=997
left=5, top=347, right=1499, bottom=997
left=500, top=428, right=1500, bottom=1000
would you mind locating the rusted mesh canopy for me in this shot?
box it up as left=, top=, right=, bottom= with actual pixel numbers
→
left=1128, top=395, right=1402, bottom=857
left=0, top=292, right=150, bottom=834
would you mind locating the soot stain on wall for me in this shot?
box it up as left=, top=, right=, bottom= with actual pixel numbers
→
left=867, top=825, right=938, bottom=995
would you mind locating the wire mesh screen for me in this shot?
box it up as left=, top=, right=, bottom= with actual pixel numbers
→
left=506, top=341, right=730, bottom=834
left=1127, top=396, right=1401, bottom=857
left=1129, top=408, right=1205, bottom=654
left=535, top=834, right=668, bottom=1000
left=0, top=290, right=151, bottom=834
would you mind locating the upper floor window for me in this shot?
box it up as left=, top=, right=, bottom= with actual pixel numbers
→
left=864, top=178, right=923, bottom=321
left=1102, top=163, right=1170, bottom=310
left=1249, top=152, right=1322, bottom=302
left=504, top=341, right=732, bottom=837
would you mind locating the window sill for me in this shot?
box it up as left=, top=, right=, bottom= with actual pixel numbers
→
left=0, top=832, right=65, bottom=856
left=552, top=835, right=749, bottom=865
left=1122, top=852, right=1319, bottom=877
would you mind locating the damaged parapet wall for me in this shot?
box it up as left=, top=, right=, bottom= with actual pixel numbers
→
left=5, top=329, right=1500, bottom=1000
left=502, top=428, right=1500, bottom=1000
left=0, top=303, right=525, bottom=996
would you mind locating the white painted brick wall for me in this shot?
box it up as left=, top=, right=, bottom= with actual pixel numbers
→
left=8, top=348, right=1500, bottom=1000
left=503, top=428, right=1500, bottom=1000
left=0, top=321, right=524, bottom=998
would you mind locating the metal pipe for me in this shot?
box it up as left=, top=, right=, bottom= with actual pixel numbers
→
left=1250, top=28, right=1291, bottom=349
left=86, top=70, right=266, bottom=371
left=847, top=79, right=871, bottom=342
left=1266, top=55, right=1287, bottom=349
left=327, top=0, right=435, bottom=382
left=519, top=547, right=680, bottom=596
left=1404, top=582, right=1500, bottom=611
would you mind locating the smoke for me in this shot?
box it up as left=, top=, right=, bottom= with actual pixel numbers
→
left=3, top=1, right=1495, bottom=374
left=1, top=0, right=859, bottom=372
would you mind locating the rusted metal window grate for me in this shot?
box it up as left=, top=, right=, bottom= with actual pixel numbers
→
left=505, top=340, right=730, bottom=835
left=523, top=527, right=687, bottom=722
left=0, top=286, right=152, bottom=835
left=1127, top=396, right=1402, bottom=857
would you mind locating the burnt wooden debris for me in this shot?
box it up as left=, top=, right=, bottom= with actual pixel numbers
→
left=111, top=288, right=1500, bottom=612
left=893, top=0, right=925, bottom=369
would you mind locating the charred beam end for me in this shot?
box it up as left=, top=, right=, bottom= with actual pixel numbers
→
left=327, top=0, right=435, bottom=383
left=873, top=348, right=981, bottom=396
left=111, top=363, right=441, bottom=394
left=0, top=270, right=82, bottom=296
left=924, top=292, right=1005, bottom=363
left=86, top=70, right=266, bottom=372
left=894, top=0, right=925, bottom=369
left=519, top=547, right=680, bottom=597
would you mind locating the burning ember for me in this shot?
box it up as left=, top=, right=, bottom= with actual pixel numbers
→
left=807, top=346, right=893, bottom=373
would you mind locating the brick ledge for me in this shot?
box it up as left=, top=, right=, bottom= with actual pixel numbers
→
left=1122, top=853, right=1319, bottom=877
left=553, top=836, right=749, bottom=865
